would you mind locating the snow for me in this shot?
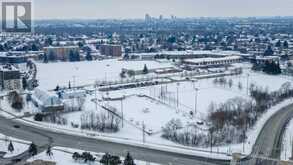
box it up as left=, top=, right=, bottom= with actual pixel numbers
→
left=281, top=119, right=293, bottom=161
left=0, top=133, right=29, bottom=158
left=36, top=59, right=172, bottom=90
left=28, top=146, right=160, bottom=165
left=2, top=61, right=293, bottom=160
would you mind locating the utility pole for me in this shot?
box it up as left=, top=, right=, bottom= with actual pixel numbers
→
left=142, top=121, right=146, bottom=143
left=246, top=73, right=250, bottom=95
left=121, top=96, right=124, bottom=128
left=191, top=80, right=199, bottom=116
left=176, top=82, right=180, bottom=109
left=94, top=83, right=98, bottom=111
left=194, top=88, right=198, bottom=116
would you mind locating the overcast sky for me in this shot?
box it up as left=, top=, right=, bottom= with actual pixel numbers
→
left=33, top=0, right=293, bottom=19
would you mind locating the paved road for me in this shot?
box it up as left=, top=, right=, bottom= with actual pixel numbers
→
left=242, top=103, right=293, bottom=165
left=1, top=103, right=293, bottom=165
left=0, top=116, right=228, bottom=165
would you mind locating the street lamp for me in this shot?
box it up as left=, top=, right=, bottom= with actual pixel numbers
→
left=121, top=95, right=125, bottom=128
left=191, top=80, right=199, bottom=116
left=176, top=82, right=180, bottom=109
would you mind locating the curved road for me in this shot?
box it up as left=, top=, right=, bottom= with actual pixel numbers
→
left=1, top=103, right=293, bottom=165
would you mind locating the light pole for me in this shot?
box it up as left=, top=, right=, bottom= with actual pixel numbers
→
left=191, top=80, right=199, bottom=116
left=246, top=73, right=250, bottom=95
left=194, top=88, right=198, bottom=116
left=176, top=82, right=180, bottom=109
left=121, top=95, right=124, bottom=128
left=94, top=82, right=98, bottom=111
left=142, top=121, right=146, bottom=143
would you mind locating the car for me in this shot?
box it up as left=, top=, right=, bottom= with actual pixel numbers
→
left=196, top=121, right=204, bottom=125
left=13, top=125, right=20, bottom=128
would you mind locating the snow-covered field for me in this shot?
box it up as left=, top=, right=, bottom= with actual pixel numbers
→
left=28, top=146, right=160, bottom=165
left=0, top=134, right=29, bottom=158
left=1, top=61, right=292, bottom=160
left=36, top=59, right=172, bottom=90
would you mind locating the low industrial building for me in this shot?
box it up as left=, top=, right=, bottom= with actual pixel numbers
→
left=183, top=56, right=242, bottom=67
left=31, top=88, right=64, bottom=112
left=0, top=51, right=41, bottom=64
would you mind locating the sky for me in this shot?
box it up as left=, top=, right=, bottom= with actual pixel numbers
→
left=31, top=0, right=293, bottom=19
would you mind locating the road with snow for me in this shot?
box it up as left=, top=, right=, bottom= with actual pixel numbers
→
left=1, top=103, right=293, bottom=165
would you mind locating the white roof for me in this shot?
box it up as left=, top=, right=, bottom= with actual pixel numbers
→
left=184, top=56, right=241, bottom=64
left=129, top=50, right=245, bottom=57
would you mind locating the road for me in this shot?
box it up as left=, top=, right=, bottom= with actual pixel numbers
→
left=0, top=103, right=293, bottom=165
left=242, top=103, right=293, bottom=165
left=0, top=115, right=228, bottom=165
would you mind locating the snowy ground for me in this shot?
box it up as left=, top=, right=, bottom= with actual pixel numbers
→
left=281, top=119, right=293, bottom=161
left=36, top=59, right=172, bottom=90
left=1, top=61, right=293, bottom=160
left=0, top=133, right=29, bottom=158
left=28, top=146, right=160, bottom=165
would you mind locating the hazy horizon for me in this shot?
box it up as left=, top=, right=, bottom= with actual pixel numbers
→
left=30, top=0, right=293, bottom=19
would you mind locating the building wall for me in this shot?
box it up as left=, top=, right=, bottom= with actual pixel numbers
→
left=0, top=69, right=22, bottom=90
left=100, top=45, right=122, bottom=57
left=3, top=79, right=22, bottom=90
left=44, top=46, right=80, bottom=61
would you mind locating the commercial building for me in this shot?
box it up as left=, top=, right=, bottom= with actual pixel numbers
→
left=254, top=56, right=280, bottom=64
left=183, top=56, right=242, bottom=67
left=0, top=64, right=22, bottom=90
left=0, top=51, right=41, bottom=64
left=99, top=44, right=122, bottom=57
left=43, top=46, right=80, bottom=61
left=128, top=50, right=250, bottom=60
left=31, top=88, right=64, bottom=112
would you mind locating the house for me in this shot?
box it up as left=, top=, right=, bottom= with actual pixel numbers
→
left=31, top=88, right=64, bottom=112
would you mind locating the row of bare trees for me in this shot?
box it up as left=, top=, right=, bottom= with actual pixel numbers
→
left=80, top=111, right=121, bottom=133
left=162, top=82, right=293, bottom=147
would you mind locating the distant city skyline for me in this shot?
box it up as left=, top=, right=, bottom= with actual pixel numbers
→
left=31, top=0, right=293, bottom=19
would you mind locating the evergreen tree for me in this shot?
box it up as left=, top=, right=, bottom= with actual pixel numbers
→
left=263, top=61, right=281, bottom=75
left=31, top=44, right=39, bottom=51
left=22, top=77, right=28, bottom=90
left=8, top=141, right=14, bottom=153
left=75, top=52, right=81, bottom=61
left=284, top=41, right=289, bottom=49
left=72, top=152, right=81, bottom=161
left=28, top=143, right=38, bottom=156
left=100, top=153, right=112, bottom=165
left=69, top=50, right=80, bottom=62
left=46, top=146, right=53, bottom=157
left=142, top=64, right=148, bottom=74
left=43, top=54, right=48, bottom=63
left=45, top=37, right=53, bottom=46
left=69, top=50, right=75, bottom=62
left=0, top=44, right=5, bottom=51
left=48, top=51, right=56, bottom=61
left=275, top=40, right=281, bottom=47
left=124, top=152, right=135, bottom=165
left=264, top=45, right=274, bottom=56
left=85, top=51, right=93, bottom=61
